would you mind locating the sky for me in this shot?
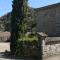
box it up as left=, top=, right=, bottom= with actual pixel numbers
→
left=0, top=0, right=60, bottom=17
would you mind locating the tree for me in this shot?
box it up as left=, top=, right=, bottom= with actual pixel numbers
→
left=10, top=0, right=28, bottom=54
left=27, top=8, right=36, bottom=33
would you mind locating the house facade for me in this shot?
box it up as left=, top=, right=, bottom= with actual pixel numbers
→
left=35, top=3, right=60, bottom=36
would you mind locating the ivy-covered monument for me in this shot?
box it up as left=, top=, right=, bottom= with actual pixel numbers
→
left=10, top=0, right=47, bottom=60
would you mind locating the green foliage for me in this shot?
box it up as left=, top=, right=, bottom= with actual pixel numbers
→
left=10, top=0, right=37, bottom=57
left=28, top=32, right=37, bottom=38
left=18, top=33, right=38, bottom=42
left=15, top=41, right=24, bottom=57
left=14, top=33, right=38, bottom=57
left=10, top=0, right=29, bottom=55
left=13, top=39, right=38, bottom=57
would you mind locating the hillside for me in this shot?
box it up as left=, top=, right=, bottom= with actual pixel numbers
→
left=0, top=13, right=11, bottom=31
left=0, top=7, right=35, bottom=32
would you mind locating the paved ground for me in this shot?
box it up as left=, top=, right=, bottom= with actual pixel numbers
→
left=0, top=42, right=24, bottom=60
left=0, top=42, right=35, bottom=60
left=0, top=42, right=10, bottom=52
left=44, top=55, right=60, bottom=60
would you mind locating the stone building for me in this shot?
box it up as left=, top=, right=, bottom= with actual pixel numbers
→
left=0, top=3, right=60, bottom=36
left=35, top=3, right=60, bottom=36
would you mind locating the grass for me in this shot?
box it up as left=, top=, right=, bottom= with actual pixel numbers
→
left=18, top=34, right=38, bottom=42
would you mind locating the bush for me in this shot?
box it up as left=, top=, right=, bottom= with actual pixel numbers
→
left=14, top=39, right=38, bottom=57
left=28, top=32, right=37, bottom=38
left=15, top=41, right=24, bottom=57
left=13, top=32, right=39, bottom=58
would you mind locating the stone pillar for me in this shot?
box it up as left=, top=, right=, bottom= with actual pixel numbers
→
left=37, top=32, right=47, bottom=60
left=42, top=40, right=45, bottom=51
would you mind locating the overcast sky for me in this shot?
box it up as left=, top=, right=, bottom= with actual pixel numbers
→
left=0, top=0, right=60, bottom=17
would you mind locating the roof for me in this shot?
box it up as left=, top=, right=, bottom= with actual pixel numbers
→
left=37, top=32, right=47, bottom=37
left=35, top=3, right=60, bottom=11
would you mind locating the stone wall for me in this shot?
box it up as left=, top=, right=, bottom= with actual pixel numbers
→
left=43, top=43, right=60, bottom=57
left=35, top=3, right=60, bottom=36
left=0, top=32, right=10, bottom=42
left=43, top=37, right=60, bottom=58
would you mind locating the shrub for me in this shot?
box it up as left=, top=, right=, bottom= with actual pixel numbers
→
left=14, top=39, right=38, bottom=57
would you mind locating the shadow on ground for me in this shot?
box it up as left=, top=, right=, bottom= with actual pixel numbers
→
left=0, top=51, right=43, bottom=60
left=0, top=52, right=24, bottom=60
